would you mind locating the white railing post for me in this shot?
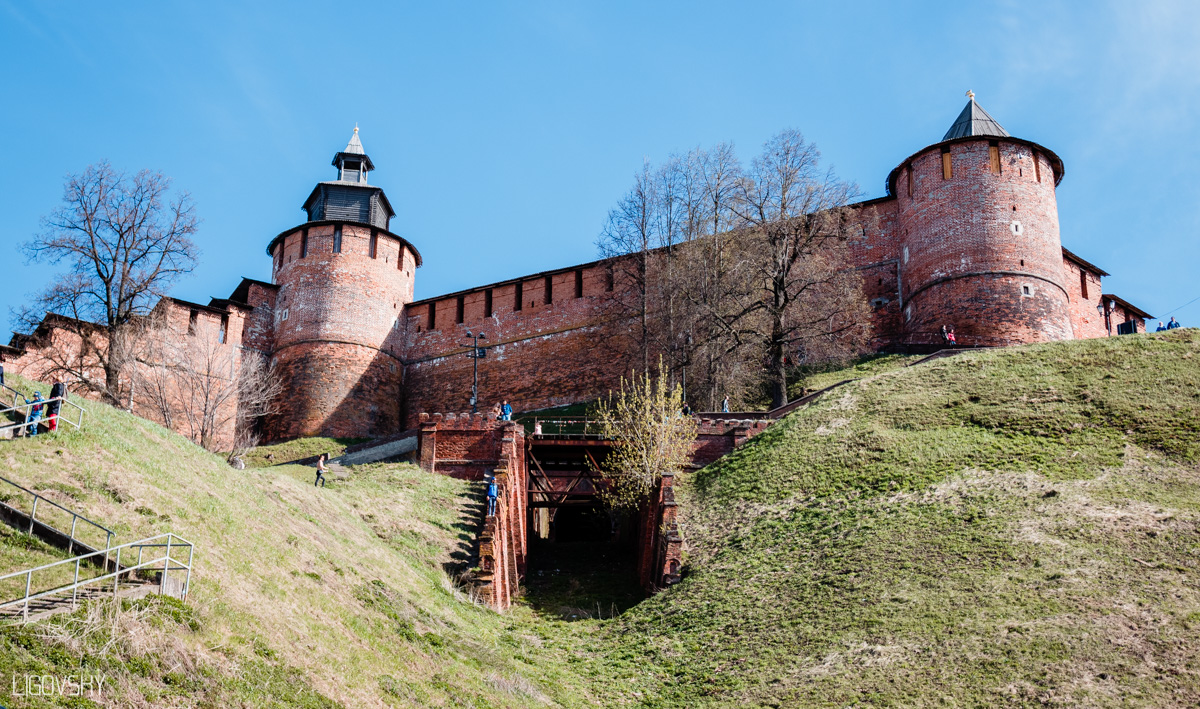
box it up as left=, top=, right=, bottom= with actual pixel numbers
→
left=69, top=515, right=78, bottom=555
left=28, top=495, right=38, bottom=534
left=112, top=547, right=121, bottom=595
left=23, top=571, right=32, bottom=623
left=161, top=536, right=172, bottom=594
left=72, top=558, right=81, bottom=607
left=184, top=543, right=193, bottom=600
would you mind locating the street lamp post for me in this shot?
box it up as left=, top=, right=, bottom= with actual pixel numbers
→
left=1096, top=301, right=1112, bottom=336
left=464, top=331, right=487, bottom=413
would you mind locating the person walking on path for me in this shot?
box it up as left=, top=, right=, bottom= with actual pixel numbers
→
left=500, top=400, right=512, bottom=421
left=721, top=395, right=730, bottom=413
left=486, top=474, right=498, bottom=516
left=681, top=401, right=692, bottom=416
left=947, top=326, right=957, bottom=346
left=25, top=392, right=44, bottom=437
left=48, top=381, right=65, bottom=431
left=1167, top=317, right=1182, bottom=330
left=491, top=402, right=502, bottom=420
left=315, top=454, right=328, bottom=488
left=941, top=325, right=951, bottom=344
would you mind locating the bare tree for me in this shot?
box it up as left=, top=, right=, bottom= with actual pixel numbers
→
left=20, top=162, right=199, bottom=405
left=734, top=130, right=871, bottom=407
left=135, top=313, right=281, bottom=454
left=597, top=160, right=659, bottom=373
left=598, top=132, right=873, bottom=411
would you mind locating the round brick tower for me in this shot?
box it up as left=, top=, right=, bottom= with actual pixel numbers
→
left=889, top=94, right=1072, bottom=347
left=264, top=128, right=422, bottom=441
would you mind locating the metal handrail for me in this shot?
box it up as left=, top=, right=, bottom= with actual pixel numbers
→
left=527, top=416, right=604, bottom=438
left=0, top=532, right=194, bottom=624
left=0, top=395, right=86, bottom=436
left=0, top=474, right=114, bottom=556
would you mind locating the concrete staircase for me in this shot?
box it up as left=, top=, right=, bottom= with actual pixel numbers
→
left=0, top=577, right=155, bottom=624
left=0, top=532, right=194, bottom=624
left=0, top=473, right=194, bottom=625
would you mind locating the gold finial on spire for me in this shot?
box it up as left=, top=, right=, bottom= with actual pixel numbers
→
left=966, top=90, right=975, bottom=101
left=354, top=123, right=359, bottom=133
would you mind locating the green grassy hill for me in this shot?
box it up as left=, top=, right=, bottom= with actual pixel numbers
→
left=0, top=374, right=593, bottom=708
left=2, top=330, right=1199, bottom=707
left=559, top=329, right=1200, bottom=706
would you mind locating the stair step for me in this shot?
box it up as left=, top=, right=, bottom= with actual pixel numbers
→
left=0, top=582, right=155, bottom=623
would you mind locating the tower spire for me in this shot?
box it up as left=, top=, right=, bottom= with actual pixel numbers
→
left=942, top=93, right=1008, bottom=141
left=344, top=125, right=365, bottom=156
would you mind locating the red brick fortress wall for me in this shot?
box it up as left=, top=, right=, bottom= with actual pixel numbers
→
left=401, top=262, right=632, bottom=426
left=265, top=222, right=418, bottom=440
left=895, top=138, right=1073, bottom=347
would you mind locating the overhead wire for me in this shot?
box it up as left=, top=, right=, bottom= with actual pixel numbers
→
left=1159, top=294, right=1200, bottom=318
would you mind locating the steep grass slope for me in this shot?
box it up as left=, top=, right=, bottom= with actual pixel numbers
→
left=0, top=374, right=593, bottom=708
left=4, top=331, right=1199, bottom=707
left=557, top=329, right=1200, bottom=706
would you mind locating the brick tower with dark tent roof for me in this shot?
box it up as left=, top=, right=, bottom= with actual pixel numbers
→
left=262, top=127, right=422, bottom=440
left=886, top=91, right=1075, bottom=347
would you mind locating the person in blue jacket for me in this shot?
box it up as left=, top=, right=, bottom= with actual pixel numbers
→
left=500, top=400, right=513, bottom=421
left=486, top=474, right=499, bottom=516
left=25, top=392, right=44, bottom=436
left=1167, top=317, right=1182, bottom=330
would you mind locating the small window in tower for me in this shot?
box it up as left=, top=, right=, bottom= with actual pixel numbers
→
left=428, top=302, right=437, bottom=329
left=300, top=229, right=308, bottom=258
left=1021, top=285, right=1033, bottom=297
left=333, top=226, right=343, bottom=253
left=188, top=310, right=198, bottom=336
left=456, top=296, right=465, bottom=324
left=605, top=264, right=615, bottom=292
left=903, top=246, right=909, bottom=264
left=218, top=315, right=228, bottom=344
left=544, top=275, right=553, bottom=305
left=369, top=230, right=378, bottom=259
left=989, top=141, right=1001, bottom=174
left=906, top=163, right=914, bottom=197
left=1032, top=150, right=1041, bottom=182
left=343, top=160, right=361, bottom=181
left=484, top=289, right=493, bottom=317
left=575, top=269, right=584, bottom=298
left=941, top=147, right=952, bottom=179
left=514, top=282, right=523, bottom=311
left=1080, top=269, right=1089, bottom=299
left=905, top=304, right=913, bottom=322
left=281, top=308, right=289, bottom=321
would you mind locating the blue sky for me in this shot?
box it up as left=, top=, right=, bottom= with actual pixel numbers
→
left=2, top=1, right=1198, bottom=333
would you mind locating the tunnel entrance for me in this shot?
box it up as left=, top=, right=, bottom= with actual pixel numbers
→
left=523, top=439, right=645, bottom=617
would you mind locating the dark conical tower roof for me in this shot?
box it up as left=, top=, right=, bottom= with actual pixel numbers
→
left=942, top=92, right=1010, bottom=141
